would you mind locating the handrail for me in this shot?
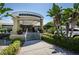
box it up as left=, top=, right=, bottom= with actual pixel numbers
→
left=24, top=28, right=28, bottom=41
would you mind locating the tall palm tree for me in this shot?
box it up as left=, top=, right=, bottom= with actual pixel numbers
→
left=47, top=3, right=62, bottom=35
left=62, top=8, right=73, bottom=38
left=62, top=3, right=79, bottom=38
left=69, top=3, right=79, bottom=37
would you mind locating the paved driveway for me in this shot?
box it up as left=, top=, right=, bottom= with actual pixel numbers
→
left=18, top=40, right=74, bottom=55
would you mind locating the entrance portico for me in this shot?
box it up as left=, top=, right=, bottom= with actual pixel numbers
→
left=11, top=11, right=44, bottom=34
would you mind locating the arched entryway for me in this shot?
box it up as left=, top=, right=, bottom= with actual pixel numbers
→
left=10, top=11, right=44, bottom=39
left=11, top=11, right=44, bottom=34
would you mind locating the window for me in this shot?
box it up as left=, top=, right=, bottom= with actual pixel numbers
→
left=19, top=14, right=41, bottom=18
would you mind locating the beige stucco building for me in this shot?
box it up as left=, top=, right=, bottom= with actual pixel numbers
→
left=10, top=11, right=44, bottom=39
left=11, top=11, right=44, bottom=34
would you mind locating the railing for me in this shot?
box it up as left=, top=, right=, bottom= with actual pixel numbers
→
left=26, top=32, right=40, bottom=41
left=10, top=28, right=41, bottom=40
left=24, top=28, right=28, bottom=41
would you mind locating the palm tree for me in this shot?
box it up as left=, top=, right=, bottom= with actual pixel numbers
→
left=62, top=8, right=73, bottom=38
left=69, top=3, right=79, bottom=37
left=62, top=3, right=79, bottom=38
left=47, top=3, right=62, bottom=35
left=0, top=3, right=13, bottom=19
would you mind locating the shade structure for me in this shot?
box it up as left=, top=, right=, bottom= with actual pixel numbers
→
left=11, top=11, right=44, bottom=34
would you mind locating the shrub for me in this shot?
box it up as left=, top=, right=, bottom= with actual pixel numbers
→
left=41, top=35, right=53, bottom=44
left=47, top=27, right=55, bottom=34
left=73, top=36, right=79, bottom=40
left=43, top=33, right=54, bottom=37
left=0, top=39, right=21, bottom=55
left=11, top=38, right=25, bottom=46
left=53, top=35, right=79, bottom=52
left=41, top=33, right=79, bottom=53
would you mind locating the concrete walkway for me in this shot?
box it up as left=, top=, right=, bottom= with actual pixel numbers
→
left=18, top=40, right=74, bottom=55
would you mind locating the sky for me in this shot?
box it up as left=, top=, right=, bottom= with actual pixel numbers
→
left=2, top=3, right=73, bottom=25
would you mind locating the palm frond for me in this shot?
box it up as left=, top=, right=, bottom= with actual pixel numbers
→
left=47, top=3, right=61, bottom=17
left=0, top=3, right=4, bottom=9
left=4, top=13, right=13, bottom=17
left=0, top=8, right=13, bottom=14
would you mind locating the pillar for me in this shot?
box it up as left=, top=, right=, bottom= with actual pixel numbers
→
left=40, top=19, right=44, bottom=33
left=0, top=23, right=2, bottom=29
left=12, top=17, right=20, bottom=34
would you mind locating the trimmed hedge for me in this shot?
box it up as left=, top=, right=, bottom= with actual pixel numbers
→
left=41, top=35, right=53, bottom=44
left=43, top=33, right=54, bottom=37
left=0, top=39, right=21, bottom=55
left=41, top=33, right=79, bottom=53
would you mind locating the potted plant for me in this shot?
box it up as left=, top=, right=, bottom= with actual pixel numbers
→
left=17, top=30, right=23, bottom=34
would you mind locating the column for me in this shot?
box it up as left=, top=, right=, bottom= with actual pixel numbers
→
left=12, top=17, right=20, bottom=34
left=40, top=19, right=44, bottom=33
left=0, top=23, right=2, bottom=28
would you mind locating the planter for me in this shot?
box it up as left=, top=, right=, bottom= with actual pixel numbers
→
left=17, top=30, right=23, bottom=34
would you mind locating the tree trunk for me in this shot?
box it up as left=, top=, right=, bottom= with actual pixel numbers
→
left=66, top=22, right=69, bottom=38
left=70, top=21, right=76, bottom=38
left=53, top=15, right=61, bottom=36
left=69, top=12, right=79, bottom=37
left=70, top=26, right=74, bottom=38
left=54, top=20, right=60, bottom=36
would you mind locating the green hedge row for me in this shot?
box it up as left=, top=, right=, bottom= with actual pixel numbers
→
left=41, top=33, right=79, bottom=53
left=41, top=35, right=53, bottom=44
left=43, top=33, right=54, bottom=37
left=0, top=39, right=21, bottom=55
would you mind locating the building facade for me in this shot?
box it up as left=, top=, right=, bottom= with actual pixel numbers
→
left=11, top=11, right=44, bottom=34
